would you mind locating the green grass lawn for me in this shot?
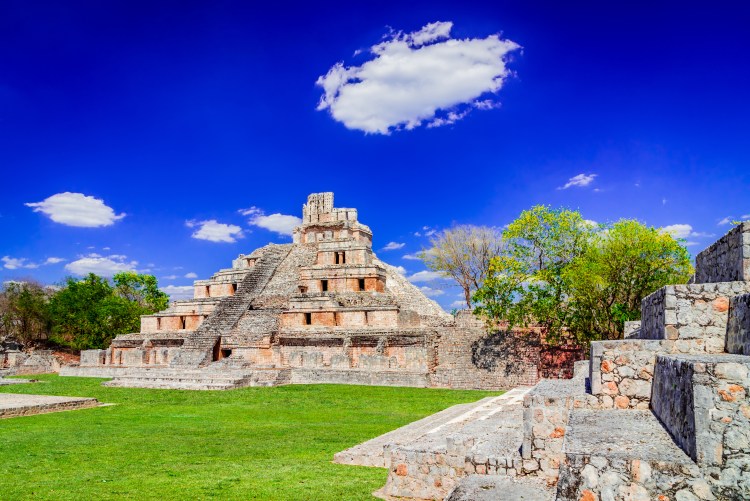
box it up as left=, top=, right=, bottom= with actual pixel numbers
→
left=0, top=375, right=497, bottom=500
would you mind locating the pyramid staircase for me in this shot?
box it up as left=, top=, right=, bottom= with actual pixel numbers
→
left=341, top=222, right=750, bottom=500
left=103, top=245, right=292, bottom=389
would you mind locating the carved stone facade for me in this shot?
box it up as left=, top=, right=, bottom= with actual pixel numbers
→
left=65, top=193, right=572, bottom=390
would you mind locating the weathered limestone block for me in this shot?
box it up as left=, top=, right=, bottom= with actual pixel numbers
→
left=727, top=293, right=750, bottom=355
left=624, top=320, right=642, bottom=338
left=80, top=350, right=106, bottom=366
left=651, top=353, right=750, bottom=500
left=639, top=282, right=750, bottom=350
left=694, top=221, right=750, bottom=284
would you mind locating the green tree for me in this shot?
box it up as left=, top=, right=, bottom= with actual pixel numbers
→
left=47, top=272, right=169, bottom=350
left=112, top=272, right=169, bottom=311
left=473, top=206, right=694, bottom=345
left=0, top=280, right=51, bottom=344
left=419, top=225, right=504, bottom=307
left=564, top=219, right=693, bottom=342
left=473, top=205, right=592, bottom=342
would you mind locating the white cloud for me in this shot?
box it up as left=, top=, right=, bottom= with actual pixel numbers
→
left=162, top=275, right=178, bottom=280
left=25, top=192, right=125, bottom=228
left=2, top=256, right=39, bottom=270
left=43, top=257, right=65, bottom=265
left=185, top=272, right=198, bottom=279
left=382, top=242, right=405, bottom=251
left=450, top=300, right=467, bottom=309
left=65, top=254, right=138, bottom=276
left=160, top=285, right=194, bottom=300
left=407, top=270, right=446, bottom=283
left=558, top=173, right=597, bottom=190
left=743, top=214, right=750, bottom=220
left=718, top=216, right=732, bottom=226
left=403, top=253, right=422, bottom=260
left=242, top=207, right=301, bottom=237
left=662, top=224, right=693, bottom=239
left=419, top=286, right=445, bottom=297
left=662, top=224, right=715, bottom=240
left=394, top=266, right=407, bottom=276
left=186, top=219, right=244, bottom=243
left=414, top=226, right=438, bottom=237
left=316, top=21, right=519, bottom=134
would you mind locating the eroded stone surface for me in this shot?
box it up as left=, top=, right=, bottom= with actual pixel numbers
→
left=0, top=393, right=99, bottom=418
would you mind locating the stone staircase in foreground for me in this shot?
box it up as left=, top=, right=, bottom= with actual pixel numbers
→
left=341, top=222, right=750, bottom=500
left=102, top=367, right=292, bottom=390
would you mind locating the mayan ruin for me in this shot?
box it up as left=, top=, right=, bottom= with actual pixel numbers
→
left=62, top=192, right=574, bottom=391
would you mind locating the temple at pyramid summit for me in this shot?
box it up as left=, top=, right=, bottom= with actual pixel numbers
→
left=65, top=192, right=568, bottom=390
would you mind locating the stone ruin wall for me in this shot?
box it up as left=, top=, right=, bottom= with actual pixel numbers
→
left=727, top=293, right=750, bottom=355
left=694, top=221, right=750, bottom=284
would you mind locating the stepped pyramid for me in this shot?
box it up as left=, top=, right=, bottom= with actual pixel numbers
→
left=66, top=193, right=551, bottom=390
left=336, top=222, right=750, bottom=500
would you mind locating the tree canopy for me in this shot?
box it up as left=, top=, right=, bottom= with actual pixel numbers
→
left=419, top=225, right=504, bottom=307
left=473, top=206, right=693, bottom=345
left=1, top=272, right=169, bottom=351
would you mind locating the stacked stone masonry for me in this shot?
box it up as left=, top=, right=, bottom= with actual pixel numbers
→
left=67, top=193, right=576, bottom=390
left=328, top=223, right=750, bottom=500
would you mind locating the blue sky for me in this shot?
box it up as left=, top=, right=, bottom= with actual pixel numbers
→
left=1, top=1, right=749, bottom=310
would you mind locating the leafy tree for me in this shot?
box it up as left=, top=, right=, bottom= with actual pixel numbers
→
left=112, top=272, right=169, bottom=311
left=564, top=220, right=693, bottom=342
left=473, top=206, right=694, bottom=345
left=473, top=205, right=591, bottom=342
left=48, top=272, right=169, bottom=350
left=420, top=225, right=504, bottom=307
left=0, top=280, right=51, bottom=344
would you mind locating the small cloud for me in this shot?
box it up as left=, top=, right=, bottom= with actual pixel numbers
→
left=718, top=216, right=733, bottom=226
left=162, top=275, right=178, bottom=280
left=243, top=208, right=301, bottom=237
left=558, top=173, right=597, bottom=190
left=402, top=253, right=422, bottom=260
left=382, top=242, right=405, bottom=251
left=394, top=266, right=407, bottom=276
left=316, top=21, right=520, bottom=134
left=419, top=286, right=445, bottom=298
left=662, top=198, right=667, bottom=206
left=184, top=272, right=198, bottom=279
left=414, top=226, right=437, bottom=237
left=26, top=192, right=125, bottom=228
left=450, top=300, right=467, bottom=308
left=407, top=270, right=446, bottom=283
left=662, top=224, right=714, bottom=240
left=742, top=214, right=750, bottom=220
left=662, top=224, right=693, bottom=239
left=187, top=219, right=244, bottom=243
left=43, top=257, right=65, bottom=265
left=1, top=256, right=39, bottom=270
left=160, top=285, right=194, bottom=300
left=65, top=254, right=138, bottom=276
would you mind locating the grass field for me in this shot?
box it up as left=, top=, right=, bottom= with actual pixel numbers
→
left=0, top=375, right=497, bottom=500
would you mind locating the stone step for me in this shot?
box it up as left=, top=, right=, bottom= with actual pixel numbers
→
left=445, top=474, right=554, bottom=501
left=334, top=396, right=501, bottom=467
left=556, top=409, right=705, bottom=501
left=101, top=367, right=291, bottom=390
left=381, top=388, right=530, bottom=500
left=651, top=353, right=750, bottom=499
left=1, top=393, right=101, bottom=418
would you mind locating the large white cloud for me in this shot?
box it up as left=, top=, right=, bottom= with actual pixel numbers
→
left=26, top=192, right=125, bottom=227
left=65, top=254, right=138, bottom=276
left=241, top=207, right=301, bottom=237
left=382, top=242, right=405, bottom=251
left=186, top=219, right=244, bottom=243
left=2, top=256, right=39, bottom=270
left=316, top=21, right=519, bottom=134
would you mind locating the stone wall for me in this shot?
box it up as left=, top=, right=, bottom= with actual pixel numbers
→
left=586, top=339, right=716, bottom=409
left=727, top=293, right=750, bottom=355
left=639, top=282, right=750, bottom=351
left=651, top=354, right=750, bottom=499
left=695, top=221, right=750, bottom=284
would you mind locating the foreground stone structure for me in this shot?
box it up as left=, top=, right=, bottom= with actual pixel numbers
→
left=0, top=393, right=100, bottom=419
left=335, top=222, right=750, bottom=500
left=64, top=193, right=578, bottom=390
